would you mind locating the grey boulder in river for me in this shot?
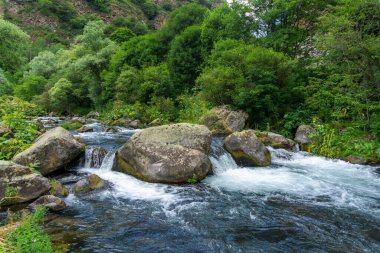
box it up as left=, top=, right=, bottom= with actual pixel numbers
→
left=224, top=130, right=271, bottom=167
left=115, top=123, right=212, bottom=183
left=13, top=127, right=85, bottom=175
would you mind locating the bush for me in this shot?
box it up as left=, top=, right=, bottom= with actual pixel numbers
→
left=0, top=113, right=38, bottom=160
left=310, top=123, right=380, bottom=162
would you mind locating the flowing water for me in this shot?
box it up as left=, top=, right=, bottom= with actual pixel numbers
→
left=10, top=122, right=380, bottom=252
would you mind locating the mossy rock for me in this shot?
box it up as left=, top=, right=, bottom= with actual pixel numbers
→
left=49, top=180, right=69, bottom=197
left=73, top=174, right=105, bottom=193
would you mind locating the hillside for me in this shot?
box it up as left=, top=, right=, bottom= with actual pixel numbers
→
left=0, top=0, right=218, bottom=45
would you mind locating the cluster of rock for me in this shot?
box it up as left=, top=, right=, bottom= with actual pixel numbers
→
left=1, top=106, right=372, bottom=213
left=0, top=127, right=105, bottom=212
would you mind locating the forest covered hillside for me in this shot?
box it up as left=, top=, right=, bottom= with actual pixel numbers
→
left=0, top=0, right=379, bottom=162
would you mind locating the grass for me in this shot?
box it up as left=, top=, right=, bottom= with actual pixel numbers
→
left=0, top=207, right=64, bottom=253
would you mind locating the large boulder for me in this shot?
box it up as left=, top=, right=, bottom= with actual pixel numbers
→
left=28, top=195, right=67, bottom=212
left=200, top=106, right=249, bottom=135
left=73, top=174, right=105, bottom=193
left=224, top=130, right=271, bottom=167
left=0, top=161, right=50, bottom=206
left=13, top=127, right=85, bottom=175
left=294, top=125, right=316, bottom=151
left=255, top=131, right=296, bottom=150
left=115, top=123, right=212, bottom=183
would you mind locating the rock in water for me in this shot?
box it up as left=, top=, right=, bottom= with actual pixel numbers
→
left=85, top=146, right=108, bottom=168
left=28, top=195, right=67, bottom=211
left=345, top=155, right=368, bottom=165
left=255, top=131, right=296, bottom=150
left=294, top=125, right=316, bottom=151
left=74, top=174, right=105, bottom=193
left=200, top=106, right=248, bottom=135
left=224, top=130, right=271, bottom=166
left=49, top=180, right=69, bottom=197
left=115, top=123, right=212, bottom=183
left=13, top=127, right=85, bottom=175
left=77, top=125, right=94, bottom=133
left=0, top=161, right=50, bottom=206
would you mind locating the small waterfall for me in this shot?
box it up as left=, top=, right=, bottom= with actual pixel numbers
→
left=99, top=149, right=117, bottom=171
left=209, top=138, right=238, bottom=174
left=84, top=146, right=108, bottom=168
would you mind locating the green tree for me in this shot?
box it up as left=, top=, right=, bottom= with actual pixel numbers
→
left=28, top=51, right=58, bottom=78
left=197, top=39, right=300, bottom=127
left=110, top=27, right=136, bottom=44
left=310, top=0, right=380, bottom=133
left=14, top=75, right=47, bottom=102
left=168, top=26, right=204, bottom=93
left=0, top=68, right=12, bottom=96
left=201, top=4, right=252, bottom=53
left=0, top=19, right=30, bottom=72
left=48, top=78, right=76, bottom=113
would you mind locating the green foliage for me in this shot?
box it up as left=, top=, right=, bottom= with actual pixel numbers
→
left=14, top=75, right=47, bottom=102
left=108, top=16, right=149, bottom=36
left=310, top=123, right=380, bottom=162
left=60, top=121, right=82, bottom=130
left=177, top=94, right=210, bottom=123
left=0, top=186, right=18, bottom=206
left=28, top=51, right=58, bottom=78
left=37, top=0, right=77, bottom=23
left=110, top=27, right=136, bottom=44
left=0, top=112, right=38, bottom=160
left=131, top=0, right=158, bottom=20
left=0, top=68, right=12, bottom=96
left=197, top=39, right=301, bottom=128
left=86, top=0, right=111, bottom=12
left=187, top=174, right=198, bottom=184
left=161, top=3, right=207, bottom=40
left=0, top=19, right=30, bottom=72
left=0, top=96, right=43, bottom=117
left=201, top=4, right=252, bottom=53
left=168, top=25, right=204, bottom=93
left=5, top=207, right=55, bottom=253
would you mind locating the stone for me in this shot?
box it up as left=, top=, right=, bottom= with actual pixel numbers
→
left=77, top=125, right=94, bottom=133
left=87, top=111, right=100, bottom=118
left=200, top=106, right=249, bottom=135
left=224, top=130, right=271, bottom=167
left=255, top=131, right=296, bottom=149
left=115, top=123, right=212, bottom=183
left=294, top=125, right=316, bottom=151
left=13, top=127, right=85, bottom=175
left=0, top=124, right=11, bottom=137
left=113, top=118, right=132, bottom=127
left=129, top=120, right=143, bottom=129
left=345, top=155, right=368, bottom=165
left=73, top=174, right=105, bottom=193
left=49, top=180, right=69, bottom=197
left=0, top=161, right=50, bottom=206
left=28, top=195, right=67, bottom=212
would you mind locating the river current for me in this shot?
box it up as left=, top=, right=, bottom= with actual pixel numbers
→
left=10, top=121, right=380, bottom=252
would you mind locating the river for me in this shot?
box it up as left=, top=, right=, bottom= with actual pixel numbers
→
left=13, top=121, right=380, bottom=252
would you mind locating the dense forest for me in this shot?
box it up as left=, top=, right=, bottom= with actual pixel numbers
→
left=0, top=0, right=379, bottom=162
